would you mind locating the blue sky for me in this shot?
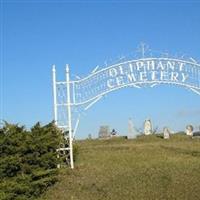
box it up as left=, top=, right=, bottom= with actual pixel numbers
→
left=1, top=1, right=200, bottom=138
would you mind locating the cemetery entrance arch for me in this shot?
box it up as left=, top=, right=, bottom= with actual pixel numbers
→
left=52, top=56, right=200, bottom=168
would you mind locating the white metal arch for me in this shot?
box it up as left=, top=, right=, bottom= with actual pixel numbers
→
left=72, top=57, right=200, bottom=84
left=52, top=56, right=200, bottom=169
left=71, top=57, right=200, bottom=106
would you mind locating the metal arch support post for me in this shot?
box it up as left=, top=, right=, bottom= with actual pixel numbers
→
left=66, top=64, right=74, bottom=169
left=73, top=114, right=80, bottom=139
left=52, top=65, right=58, bottom=126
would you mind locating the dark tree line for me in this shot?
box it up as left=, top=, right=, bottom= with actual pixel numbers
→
left=0, top=121, right=64, bottom=200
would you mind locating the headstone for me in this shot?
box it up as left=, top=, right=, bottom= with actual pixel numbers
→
left=128, top=118, right=139, bottom=139
left=144, top=119, right=153, bottom=135
left=111, top=129, right=117, bottom=137
left=186, top=125, right=193, bottom=136
left=163, top=127, right=170, bottom=139
left=98, top=126, right=110, bottom=139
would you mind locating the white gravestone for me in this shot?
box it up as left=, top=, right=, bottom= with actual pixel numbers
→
left=186, top=125, right=193, bottom=136
left=163, top=127, right=170, bottom=139
left=144, top=119, right=153, bottom=135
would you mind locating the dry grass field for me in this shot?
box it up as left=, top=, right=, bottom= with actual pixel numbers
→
left=40, top=134, right=200, bottom=200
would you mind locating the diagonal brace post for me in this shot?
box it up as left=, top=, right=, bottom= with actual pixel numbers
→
left=66, top=64, right=74, bottom=169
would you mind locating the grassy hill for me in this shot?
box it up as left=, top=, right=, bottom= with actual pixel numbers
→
left=40, top=134, right=200, bottom=200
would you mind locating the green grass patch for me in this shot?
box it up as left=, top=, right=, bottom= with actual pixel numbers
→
left=40, top=135, right=200, bottom=200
